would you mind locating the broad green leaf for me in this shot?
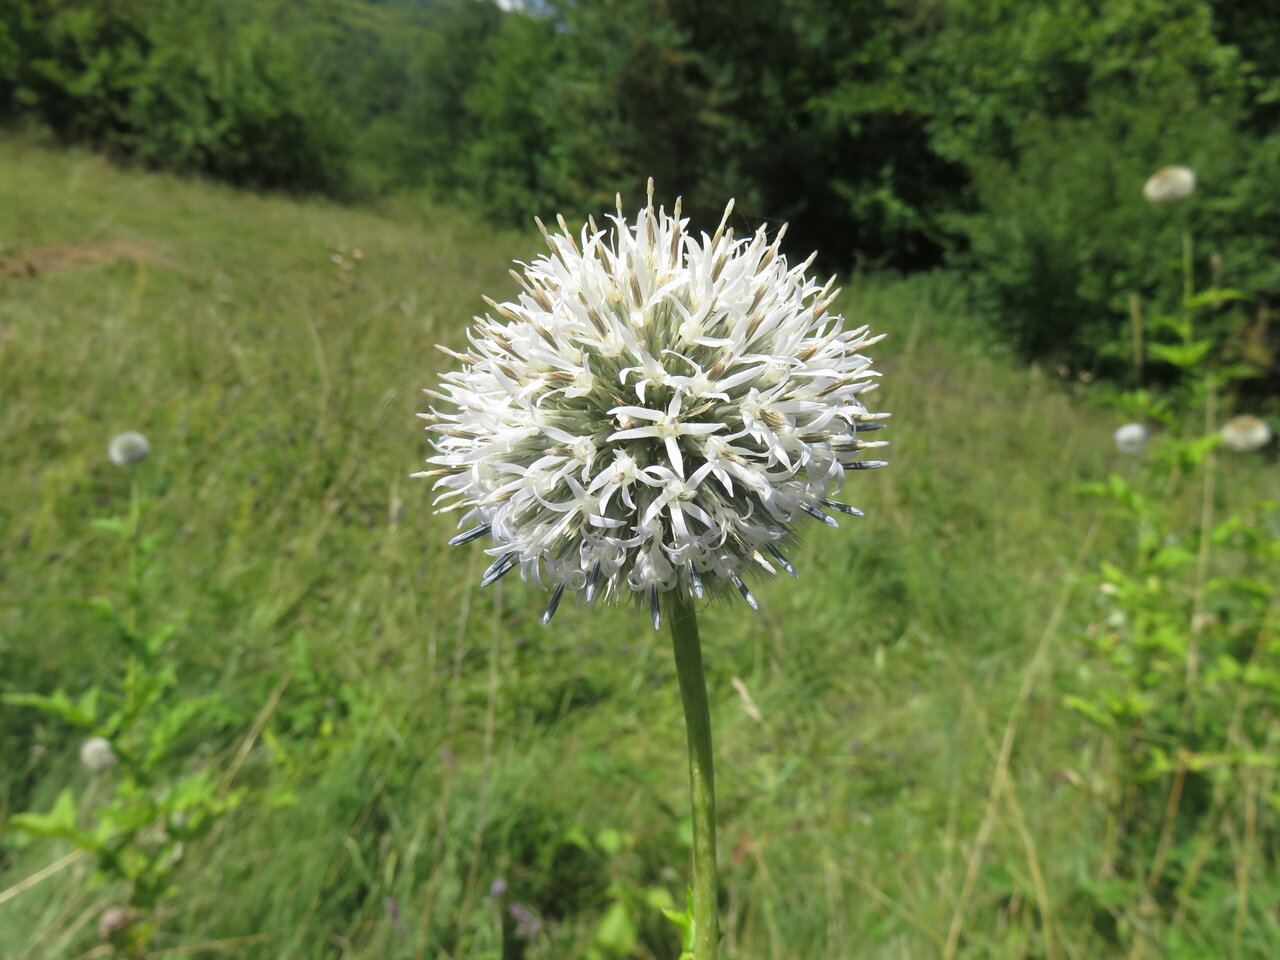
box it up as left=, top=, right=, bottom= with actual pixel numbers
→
left=2, top=689, right=97, bottom=727
left=1184, top=288, right=1250, bottom=309
left=1148, top=339, right=1213, bottom=369
left=1064, top=695, right=1116, bottom=729
left=9, top=790, right=98, bottom=849
left=644, top=886, right=675, bottom=911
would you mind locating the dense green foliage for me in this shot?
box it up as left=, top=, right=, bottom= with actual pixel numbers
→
left=3, top=0, right=1278, bottom=379
left=2, top=137, right=1277, bottom=959
left=0, top=0, right=349, bottom=190
left=937, top=0, right=1280, bottom=384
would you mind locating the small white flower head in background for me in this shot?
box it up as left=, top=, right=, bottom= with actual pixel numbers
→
left=97, top=906, right=136, bottom=940
left=1221, top=414, right=1273, bottom=453
left=418, top=180, right=889, bottom=627
left=80, top=736, right=116, bottom=772
left=1114, top=422, right=1149, bottom=455
left=108, top=431, right=150, bottom=466
left=1143, top=165, right=1196, bottom=205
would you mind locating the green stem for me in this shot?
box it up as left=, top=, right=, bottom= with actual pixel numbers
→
left=1181, top=227, right=1195, bottom=344
left=128, top=475, right=140, bottom=643
left=667, top=590, right=718, bottom=960
left=1128, top=292, right=1144, bottom=385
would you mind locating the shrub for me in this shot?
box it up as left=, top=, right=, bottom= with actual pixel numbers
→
left=951, top=94, right=1280, bottom=385
left=0, top=0, right=349, bottom=192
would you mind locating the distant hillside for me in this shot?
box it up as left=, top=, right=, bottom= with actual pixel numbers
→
left=3, top=1, right=1278, bottom=385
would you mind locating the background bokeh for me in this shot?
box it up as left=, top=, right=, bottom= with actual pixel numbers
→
left=4, top=0, right=1280, bottom=382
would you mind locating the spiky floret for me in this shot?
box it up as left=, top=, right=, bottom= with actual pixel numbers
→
left=418, top=182, right=888, bottom=625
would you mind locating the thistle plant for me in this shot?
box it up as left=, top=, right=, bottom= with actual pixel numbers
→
left=1141, top=164, right=1196, bottom=206
left=80, top=735, right=118, bottom=772
left=1065, top=167, right=1280, bottom=953
left=1113, top=422, right=1150, bottom=456
left=5, top=432, right=252, bottom=957
left=419, top=182, right=888, bottom=958
left=1220, top=413, right=1273, bottom=453
left=107, top=431, right=151, bottom=467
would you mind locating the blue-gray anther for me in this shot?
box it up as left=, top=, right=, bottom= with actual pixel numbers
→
left=689, top=566, right=704, bottom=599
left=821, top=499, right=864, bottom=516
left=802, top=503, right=838, bottom=527
left=449, top=524, right=492, bottom=546
left=729, top=574, right=759, bottom=610
left=585, top=564, right=602, bottom=602
left=542, top=583, right=566, bottom=625
left=767, top=544, right=798, bottom=577
left=480, top=552, right=518, bottom=587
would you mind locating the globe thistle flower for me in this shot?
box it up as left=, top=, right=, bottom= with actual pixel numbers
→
left=1221, top=414, right=1273, bottom=453
left=80, top=736, right=116, bottom=772
left=1114, top=422, right=1149, bottom=455
left=108, top=431, right=150, bottom=466
left=1143, top=165, right=1196, bottom=205
left=418, top=183, right=888, bottom=627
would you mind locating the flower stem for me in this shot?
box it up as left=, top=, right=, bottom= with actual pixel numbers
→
left=1181, top=227, right=1195, bottom=341
left=128, top=476, right=141, bottom=644
left=667, top=590, right=718, bottom=960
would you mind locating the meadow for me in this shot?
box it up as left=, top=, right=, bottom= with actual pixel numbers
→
left=1, top=136, right=1276, bottom=959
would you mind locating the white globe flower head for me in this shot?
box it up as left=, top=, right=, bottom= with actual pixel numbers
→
left=418, top=182, right=889, bottom=627
left=1143, top=165, right=1196, bottom=205
left=80, top=736, right=116, bottom=772
left=108, top=431, right=150, bottom=466
left=1221, top=414, right=1273, bottom=453
left=1114, top=422, right=1149, bottom=455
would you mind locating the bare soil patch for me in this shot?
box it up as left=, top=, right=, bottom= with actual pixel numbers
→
left=0, top=240, right=163, bottom=278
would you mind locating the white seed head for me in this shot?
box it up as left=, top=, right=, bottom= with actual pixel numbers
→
left=419, top=183, right=889, bottom=622
left=1114, top=422, right=1149, bottom=455
left=1221, top=414, right=1272, bottom=453
left=1143, top=165, right=1196, bottom=205
left=80, top=736, right=116, bottom=772
left=108, top=431, right=150, bottom=466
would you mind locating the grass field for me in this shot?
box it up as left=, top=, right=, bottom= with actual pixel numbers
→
left=1, top=136, right=1276, bottom=959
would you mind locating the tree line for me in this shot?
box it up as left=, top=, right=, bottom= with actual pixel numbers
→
left=3, top=0, right=1277, bottom=382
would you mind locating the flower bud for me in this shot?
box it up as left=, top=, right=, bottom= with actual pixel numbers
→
left=1221, top=414, right=1272, bottom=453
left=108, top=431, right=150, bottom=466
left=1114, top=423, right=1149, bottom=455
left=80, top=736, right=116, bottom=772
left=1143, top=166, right=1196, bottom=205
